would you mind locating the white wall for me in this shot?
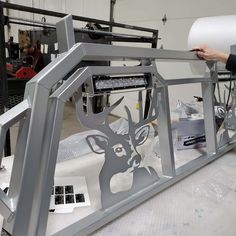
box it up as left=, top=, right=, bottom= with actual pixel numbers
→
left=109, top=0, right=236, bottom=119
left=114, top=0, right=236, bottom=51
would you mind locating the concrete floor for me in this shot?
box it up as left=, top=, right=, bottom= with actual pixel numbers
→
left=1, top=101, right=236, bottom=236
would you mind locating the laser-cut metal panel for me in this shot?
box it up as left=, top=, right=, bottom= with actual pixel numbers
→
left=75, top=87, right=160, bottom=208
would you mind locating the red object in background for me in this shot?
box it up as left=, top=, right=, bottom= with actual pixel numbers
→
left=6, top=62, right=37, bottom=79
left=15, top=67, right=37, bottom=79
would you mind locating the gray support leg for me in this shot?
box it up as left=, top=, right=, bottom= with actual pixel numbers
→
left=201, top=81, right=217, bottom=154
left=2, top=101, right=31, bottom=232
left=7, top=85, right=36, bottom=208
left=7, top=85, right=50, bottom=236
left=158, top=86, right=176, bottom=177
left=29, top=98, right=65, bottom=236
left=7, top=118, right=30, bottom=199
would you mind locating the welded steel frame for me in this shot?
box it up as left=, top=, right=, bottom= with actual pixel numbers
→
left=0, top=41, right=234, bottom=236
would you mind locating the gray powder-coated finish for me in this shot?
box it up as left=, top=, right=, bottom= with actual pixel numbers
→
left=0, top=16, right=235, bottom=236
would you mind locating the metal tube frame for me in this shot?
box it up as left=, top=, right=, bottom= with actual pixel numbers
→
left=0, top=41, right=234, bottom=236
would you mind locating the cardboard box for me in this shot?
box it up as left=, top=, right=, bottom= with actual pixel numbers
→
left=176, top=119, right=206, bottom=150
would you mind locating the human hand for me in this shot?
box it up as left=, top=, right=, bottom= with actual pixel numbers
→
left=192, top=46, right=229, bottom=64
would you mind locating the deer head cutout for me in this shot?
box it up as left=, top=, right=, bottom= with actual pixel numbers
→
left=75, top=88, right=160, bottom=208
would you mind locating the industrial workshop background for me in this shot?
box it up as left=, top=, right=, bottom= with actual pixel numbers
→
left=5, top=0, right=236, bottom=118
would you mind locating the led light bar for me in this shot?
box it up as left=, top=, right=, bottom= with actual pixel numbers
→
left=84, top=74, right=152, bottom=94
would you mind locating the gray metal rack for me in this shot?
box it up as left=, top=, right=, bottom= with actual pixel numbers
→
left=1, top=15, right=235, bottom=236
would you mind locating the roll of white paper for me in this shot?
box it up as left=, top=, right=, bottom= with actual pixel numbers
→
left=188, top=15, right=236, bottom=52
